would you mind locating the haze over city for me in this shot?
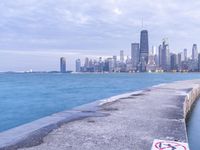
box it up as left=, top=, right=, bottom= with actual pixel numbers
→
left=1, top=0, right=200, bottom=71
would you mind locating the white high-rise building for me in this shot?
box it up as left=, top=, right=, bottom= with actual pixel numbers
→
left=146, top=46, right=156, bottom=72
left=192, top=44, right=198, bottom=60
left=151, top=46, right=157, bottom=56
left=120, top=50, right=124, bottom=62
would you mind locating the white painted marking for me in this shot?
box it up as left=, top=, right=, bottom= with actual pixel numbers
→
left=151, top=139, right=190, bottom=150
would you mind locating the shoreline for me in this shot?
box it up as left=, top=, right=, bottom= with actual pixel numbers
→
left=1, top=72, right=200, bottom=74
left=0, top=89, right=144, bottom=150
left=1, top=80, right=200, bottom=149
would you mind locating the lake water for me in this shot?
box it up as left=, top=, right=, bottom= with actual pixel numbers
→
left=0, top=73, right=200, bottom=148
left=187, top=98, right=200, bottom=150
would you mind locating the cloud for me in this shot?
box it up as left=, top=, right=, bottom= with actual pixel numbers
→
left=1, top=0, right=200, bottom=70
left=113, top=8, right=122, bottom=15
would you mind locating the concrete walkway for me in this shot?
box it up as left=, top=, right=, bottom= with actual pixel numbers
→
left=1, top=80, right=200, bottom=150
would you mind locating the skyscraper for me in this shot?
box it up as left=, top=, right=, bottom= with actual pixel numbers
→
left=131, top=43, right=140, bottom=70
left=192, top=44, right=198, bottom=60
left=177, top=52, right=182, bottom=68
left=184, top=49, right=187, bottom=61
left=120, top=50, right=124, bottom=62
left=152, top=46, right=159, bottom=66
left=75, top=59, right=81, bottom=72
left=160, top=39, right=170, bottom=71
left=139, top=30, right=149, bottom=72
left=60, top=57, right=66, bottom=73
left=139, top=30, right=149, bottom=63
left=198, top=54, right=200, bottom=72
left=170, top=53, right=177, bottom=71
left=151, top=46, right=157, bottom=56
left=113, top=56, right=117, bottom=71
left=146, top=46, right=156, bottom=72
left=158, top=44, right=162, bottom=67
left=84, top=57, right=89, bottom=68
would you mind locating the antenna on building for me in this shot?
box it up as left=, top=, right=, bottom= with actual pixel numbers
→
left=141, top=18, right=144, bottom=29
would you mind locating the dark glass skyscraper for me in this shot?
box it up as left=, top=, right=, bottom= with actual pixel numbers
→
left=170, top=53, right=177, bottom=70
left=60, top=57, right=66, bottom=73
left=140, top=30, right=149, bottom=63
left=139, top=30, right=149, bottom=72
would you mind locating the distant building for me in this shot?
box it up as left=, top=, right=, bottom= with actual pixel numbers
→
left=192, top=44, right=198, bottom=60
left=60, top=57, right=66, bottom=73
left=140, top=30, right=149, bottom=63
left=152, top=46, right=159, bottom=67
left=113, top=56, right=117, bottom=72
left=188, top=59, right=198, bottom=71
left=139, top=30, right=149, bottom=72
left=131, top=43, right=140, bottom=71
left=84, top=57, right=89, bottom=68
left=170, top=53, right=177, bottom=71
left=75, top=59, right=81, bottom=72
left=98, top=57, right=104, bottom=72
left=146, top=46, right=157, bottom=72
left=158, top=44, right=162, bottom=67
left=151, top=46, right=157, bottom=56
left=160, top=39, right=170, bottom=71
left=198, top=54, right=200, bottom=71
left=184, top=48, right=187, bottom=61
left=87, top=59, right=94, bottom=72
left=120, top=50, right=124, bottom=62
left=126, top=56, right=132, bottom=72
left=104, top=58, right=113, bottom=72
left=177, top=52, right=182, bottom=69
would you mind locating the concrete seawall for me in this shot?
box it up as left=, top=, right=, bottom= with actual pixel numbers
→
left=1, top=79, right=200, bottom=150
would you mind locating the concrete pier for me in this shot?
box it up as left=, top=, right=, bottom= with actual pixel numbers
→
left=1, top=79, right=200, bottom=150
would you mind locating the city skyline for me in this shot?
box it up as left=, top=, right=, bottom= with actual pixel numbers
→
left=1, top=0, right=200, bottom=71
left=2, top=28, right=200, bottom=72
left=2, top=36, right=200, bottom=72
left=73, top=29, right=200, bottom=73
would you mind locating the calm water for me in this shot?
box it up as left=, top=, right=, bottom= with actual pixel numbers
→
left=187, top=98, right=200, bottom=150
left=0, top=73, right=200, bottom=148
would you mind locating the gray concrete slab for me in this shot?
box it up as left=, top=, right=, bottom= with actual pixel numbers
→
left=1, top=80, right=200, bottom=150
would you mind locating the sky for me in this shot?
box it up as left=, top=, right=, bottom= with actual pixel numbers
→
left=0, top=0, right=200, bottom=71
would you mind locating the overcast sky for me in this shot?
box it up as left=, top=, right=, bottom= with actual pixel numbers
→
left=0, top=0, right=200, bottom=71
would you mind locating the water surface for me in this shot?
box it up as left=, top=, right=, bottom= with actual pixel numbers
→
left=187, top=98, right=200, bottom=150
left=0, top=73, right=200, bottom=147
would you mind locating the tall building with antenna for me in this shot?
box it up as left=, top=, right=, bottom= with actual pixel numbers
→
left=139, top=30, right=149, bottom=72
